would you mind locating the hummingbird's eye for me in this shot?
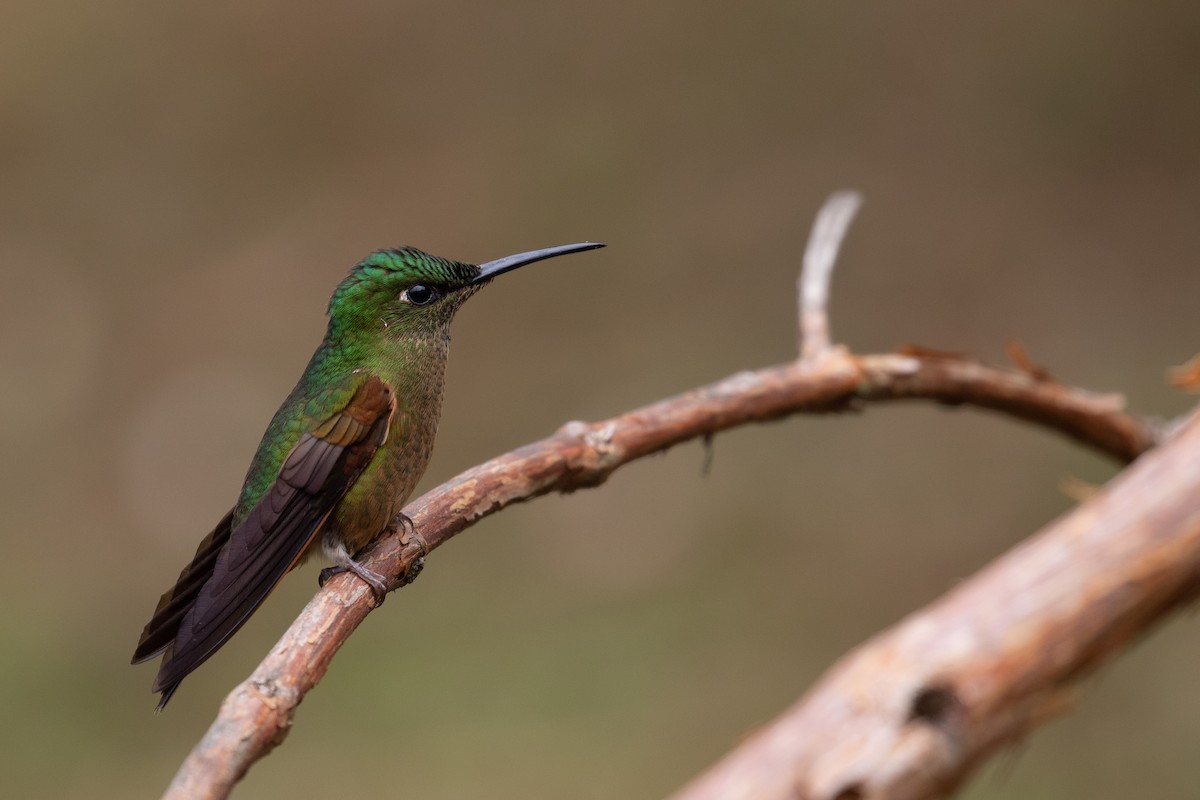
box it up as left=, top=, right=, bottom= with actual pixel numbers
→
left=402, top=283, right=438, bottom=307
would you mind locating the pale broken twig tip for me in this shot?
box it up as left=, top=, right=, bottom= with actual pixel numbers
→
left=799, top=190, right=863, bottom=362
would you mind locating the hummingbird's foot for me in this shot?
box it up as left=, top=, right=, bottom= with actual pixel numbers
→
left=342, top=558, right=390, bottom=604
left=319, top=544, right=390, bottom=605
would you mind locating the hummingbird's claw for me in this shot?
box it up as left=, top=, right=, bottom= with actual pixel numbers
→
left=394, top=512, right=428, bottom=586
left=318, top=565, right=340, bottom=588
left=395, top=513, right=420, bottom=547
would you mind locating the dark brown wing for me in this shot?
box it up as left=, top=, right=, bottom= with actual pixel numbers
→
left=134, top=374, right=394, bottom=709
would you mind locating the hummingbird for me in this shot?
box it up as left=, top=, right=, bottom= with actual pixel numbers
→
left=131, top=241, right=604, bottom=709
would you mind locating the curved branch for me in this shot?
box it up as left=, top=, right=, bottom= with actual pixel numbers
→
left=162, top=348, right=1161, bottom=799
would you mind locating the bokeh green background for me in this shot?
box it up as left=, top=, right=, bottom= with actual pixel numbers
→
left=3, top=2, right=1199, bottom=798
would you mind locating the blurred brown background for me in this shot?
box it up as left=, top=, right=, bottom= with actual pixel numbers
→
left=2, top=2, right=1199, bottom=798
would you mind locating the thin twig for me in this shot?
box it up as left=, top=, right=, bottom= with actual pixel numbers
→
left=800, top=190, right=862, bottom=361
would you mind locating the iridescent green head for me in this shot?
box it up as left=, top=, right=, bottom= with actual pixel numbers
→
left=327, top=242, right=604, bottom=341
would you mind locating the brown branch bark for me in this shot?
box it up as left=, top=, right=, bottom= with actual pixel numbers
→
left=161, top=196, right=1172, bottom=799
left=671, top=406, right=1200, bottom=800
left=162, top=348, right=1162, bottom=799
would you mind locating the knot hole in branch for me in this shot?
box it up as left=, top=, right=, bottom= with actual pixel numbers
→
left=830, top=783, right=864, bottom=800
left=908, top=682, right=961, bottom=727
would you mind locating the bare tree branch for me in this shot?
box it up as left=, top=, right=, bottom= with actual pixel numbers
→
left=162, top=357, right=1162, bottom=800
left=161, top=194, right=1168, bottom=799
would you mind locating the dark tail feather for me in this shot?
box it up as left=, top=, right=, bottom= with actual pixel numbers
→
left=132, top=508, right=235, bottom=665
left=155, top=679, right=181, bottom=712
left=146, top=486, right=333, bottom=702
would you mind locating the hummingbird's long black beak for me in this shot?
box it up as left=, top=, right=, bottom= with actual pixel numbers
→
left=473, top=242, right=605, bottom=283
